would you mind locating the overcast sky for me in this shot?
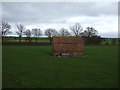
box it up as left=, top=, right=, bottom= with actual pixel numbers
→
left=2, top=2, right=118, bottom=38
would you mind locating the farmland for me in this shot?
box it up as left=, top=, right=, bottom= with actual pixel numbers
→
left=2, top=45, right=118, bottom=88
left=3, top=36, right=120, bottom=46
left=2, top=2, right=119, bottom=88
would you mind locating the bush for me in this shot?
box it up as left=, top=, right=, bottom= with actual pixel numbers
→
left=83, top=36, right=103, bottom=45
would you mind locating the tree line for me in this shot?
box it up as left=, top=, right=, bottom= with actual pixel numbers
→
left=1, top=21, right=100, bottom=44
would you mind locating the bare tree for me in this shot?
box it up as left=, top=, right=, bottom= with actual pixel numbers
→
left=0, top=22, right=1, bottom=30
left=0, top=23, right=1, bottom=43
left=70, top=23, right=83, bottom=36
left=16, top=24, right=25, bottom=42
left=59, top=28, right=71, bottom=36
left=80, top=27, right=98, bottom=37
left=80, top=27, right=100, bottom=44
left=44, top=28, right=58, bottom=43
left=32, top=28, right=42, bottom=42
left=2, top=22, right=12, bottom=42
left=24, top=29, right=31, bottom=42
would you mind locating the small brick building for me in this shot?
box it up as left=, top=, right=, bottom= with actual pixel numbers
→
left=52, top=37, right=84, bottom=57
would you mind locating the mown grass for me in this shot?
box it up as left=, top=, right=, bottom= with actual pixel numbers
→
left=2, top=45, right=118, bottom=88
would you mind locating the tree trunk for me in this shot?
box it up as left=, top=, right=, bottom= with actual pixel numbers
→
left=35, top=37, right=37, bottom=44
left=49, top=37, right=52, bottom=44
left=19, top=36, right=21, bottom=43
left=2, top=36, right=4, bottom=43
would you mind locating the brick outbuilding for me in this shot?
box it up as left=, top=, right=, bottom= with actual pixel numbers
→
left=52, top=36, right=84, bottom=57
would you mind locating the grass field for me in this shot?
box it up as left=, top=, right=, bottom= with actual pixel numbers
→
left=2, top=45, right=118, bottom=88
left=4, top=37, right=50, bottom=42
left=4, top=37, right=120, bottom=46
left=5, top=39, right=50, bottom=42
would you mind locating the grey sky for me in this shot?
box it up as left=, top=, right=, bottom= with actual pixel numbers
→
left=2, top=2, right=118, bottom=37
left=2, top=2, right=117, bottom=23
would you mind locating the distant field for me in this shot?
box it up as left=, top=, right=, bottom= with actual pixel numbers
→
left=3, top=37, right=119, bottom=46
left=4, top=37, right=50, bottom=42
left=2, top=45, right=118, bottom=88
left=5, top=39, right=50, bottom=42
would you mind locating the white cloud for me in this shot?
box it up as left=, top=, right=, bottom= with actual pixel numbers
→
left=3, top=2, right=118, bottom=38
left=9, top=15, right=117, bottom=38
left=68, top=15, right=118, bottom=38
left=9, top=15, right=118, bottom=38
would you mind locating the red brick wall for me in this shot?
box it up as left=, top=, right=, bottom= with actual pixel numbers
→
left=52, top=37, right=84, bottom=57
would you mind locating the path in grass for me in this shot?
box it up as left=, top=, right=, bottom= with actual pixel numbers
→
left=2, top=45, right=118, bottom=88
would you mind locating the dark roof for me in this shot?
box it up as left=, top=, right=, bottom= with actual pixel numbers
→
left=52, top=37, right=84, bottom=44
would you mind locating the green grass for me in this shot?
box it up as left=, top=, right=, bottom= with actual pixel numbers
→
left=2, top=45, right=118, bottom=88
left=4, top=37, right=50, bottom=42
left=5, top=39, right=50, bottom=42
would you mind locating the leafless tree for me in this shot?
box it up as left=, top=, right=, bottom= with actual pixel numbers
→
left=32, top=28, right=42, bottom=42
left=16, top=24, right=25, bottom=42
left=59, top=28, right=71, bottom=36
left=24, top=29, right=31, bottom=42
left=2, top=22, right=12, bottom=42
left=44, top=28, right=58, bottom=43
left=70, top=23, right=83, bottom=36
left=0, top=22, right=2, bottom=36
left=80, top=27, right=98, bottom=37
left=0, top=23, right=1, bottom=43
